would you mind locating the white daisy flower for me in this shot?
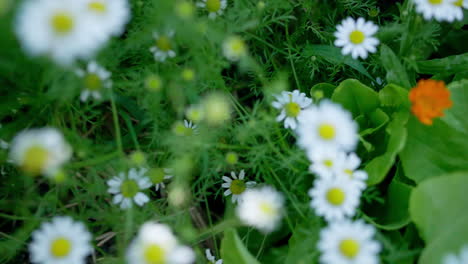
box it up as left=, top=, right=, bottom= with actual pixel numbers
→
left=334, top=152, right=368, bottom=190
left=126, top=221, right=195, bottom=264
left=414, top=0, right=461, bottom=22
left=334, top=17, right=379, bottom=60
left=236, top=186, right=284, bottom=233
left=15, top=0, right=102, bottom=65
left=107, top=168, right=152, bottom=209
left=150, top=31, right=176, bottom=62
left=9, top=128, right=72, bottom=176
left=0, top=139, right=9, bottom=149
left=318, top=219, right=381, bottom=264
left=272, top=90, right=313, bottom=130
left=443, top=246, right=468, bottom=264
left=307, top=148, right=344, bottom=179
left=206, top=248, right=223, bottom=264
left=308, top=176, right=362, bottom=221
left=222, top=170, right=256, bottom=204
left=82, top=0, right=130, bottom=37
left=75, top=61, right=112, bottom=102
left=297, top=100, right=358, bottom=153
left=197, top=0, right=227, bottom=19
left=148, top=167, right=173, bottom=191
left=184, top=120, right=198, bottom=135
left=444, top=0, right=466, bottom=21
left=222, top=35, right=247, bottom=61
left=29, top=216, right=92, bottom=264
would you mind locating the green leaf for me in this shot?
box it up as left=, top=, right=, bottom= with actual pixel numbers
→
left=359, top=108, right=389, bottom=137
left=415, top=53, right=468, bottom=75
left=302, top=45, right=374, bottom=80
left=378, top=84, right=410, bottom=109
left=365, top=111, right=408, bottom=185
left=221, top=229, right=261, bottom=264
left=380, top=44, right=412, bottom=89
left=409, top=172, right=468, bottom=264
left=331, top=79, right=380, bottom=117
left=285, top=218, right=320, bottom=264
left=400, top=80, right=468, bottom=183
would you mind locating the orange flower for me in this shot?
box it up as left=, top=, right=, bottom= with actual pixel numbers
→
left=409, top=79, right=452, bottom=125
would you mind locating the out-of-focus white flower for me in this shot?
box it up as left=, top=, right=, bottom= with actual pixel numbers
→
left=307, top=148, right=344, bottom=179
left=81, top=0, right=130, bottom=37
left=206, top=248, right=223, bottom=264
left=334, top=17, right=379, bottom=60
left=150, top=31, right=176, bottom=62
left=334, top=152, right=368, bottom=190
left=222, top=170, right=256, bottom=203
left=443, top=245, right=468, bottom=264
left=197, top=0, right=227, bottom=19
left=414, top=0, right=462, bottom=22
left=272, top=90, right=313, bottom=130
left=223, top=36, right=247, bottom=61
left=107, top=168, right=152, bottom=209
left=75, top=61, right=112, bottom=102
left=148, top=167, right=173, bottom=191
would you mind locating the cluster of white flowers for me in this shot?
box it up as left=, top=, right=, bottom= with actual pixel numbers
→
left=15, top=0, right=130, bottom=65
left=414, top=0, right=467, bottom=22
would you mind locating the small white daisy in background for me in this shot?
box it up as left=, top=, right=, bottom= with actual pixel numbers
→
left=82, top=0, right=130, bottom=37
left=334, top=17, right=379, bottom=59
left=308, top=176, right=361, bottom=221
left=107, top=168, right=152, bottom=209
left=222, top=35, right=247, bottom=61
left=206, top=248, right=223, bottom=264
left=334, top=152, right=368, bottom=190
left=148, top=167, right=173, bottom=191
left=186, top=104, right=205, bottom=123
left=297, top=100, right=358, bottom=153
left=150, top=31, right=176, bottom=62
left=9, top=127, right=72, bottom=176
left=197, top=0, right=227, bottom=19
left=272, top=90, right=313, bottom=130
left=126, top=221, right=195, bottom=264
left=307, top=148, right=344, bottom=179
left=414, top=0, right=461, bottom=22
left=236, top=186, right=284, bottom=233
left=29, top=216, right=92, bottom=264
left=184, top=120, right=198, bottom=135
left=443, top=246, right=468, bottom=264
left=75, top=61, right=112, bottom=102
left=445, top=0, right=466, bottom=21
left=318, top=219, right=381, bottom=264
left=222, top=170, right=256, bottom=203
left=15, top=0, right=102, bottom=65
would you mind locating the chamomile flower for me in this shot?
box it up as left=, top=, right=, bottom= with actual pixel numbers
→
left=206, top=249, right=223, bottom=264
left=334, top=152, right=368, bottom=190
left=29, top=216, right=92, bottom=264
left=443, top=246, right=468, bottom=264
left=150, top=31, right=176, bottom=62
left=184, top=120, right=198, bottom=135
left=414, top=0, right=461, bottom=22
left=223, top=35, right=247, bottom=61
left=297, top=100, right=358, bottom=153
left=236, top=186, right=284, bottom=233
left=148, top=167, right=173, bottom=191
left=75, top=61, right=112, bottom=102
left=222, top=170, right=256, bottom=203
left=15, top=0, right=101, bottom=65
left=82, top=0, right=130, bottom=37
left=272, top=90, right=313, bottom=130
left=197, top=0, right=227, bottom=19
left=107, top=168, right=152, bottom=209
left=307, top=148, right=344, bottom=179
left=9, top=128, right=72, bottom=176
left=334, top=17, right=379, bottom=59
left=308, top=176, right=362, bottom=221
left=126, top=221, right=195, bottom=264
left=318, top=219, right=381, bottom=264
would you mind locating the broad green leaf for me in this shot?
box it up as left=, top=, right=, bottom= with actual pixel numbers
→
left=415, top=53, right=468, bottom=74
left=310, top=83, right=335, bottom=99
left=400, top=80, right=468, bottom=183
left=285, top=218, right=320, bottom=264
left=331, top=79, right=380, bottom=117
left=221, top=229, right=261, bottom=264
left=365, top=111, right=408, bottom=185
left=409, top=172, right=468, bottom=264
left=359, top=108, right=389, bottom=137
left=378, top=84, right=410, bottom=109
left=380, top=45, right=412, bottom=89
left=302, top=45, right=374, bottom=80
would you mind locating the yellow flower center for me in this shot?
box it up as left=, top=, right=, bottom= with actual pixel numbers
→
left=230, top=179, right=246, bottom=195
left=326, top=188, right=345, bottom=206
left=454, top=0, right=463, bottom=6
left=144, top=244, right=166, bottom=264
left=84, top=73, right=102, bottom=91
left=88, top=1, right=107, bottom=13
left=259, top=202, right=276, bottom=216
left=285, top=102, right=301, bottom=117
left=50, top=12, right=74, bottom=35
left=206, top=0, right=221, bottom=12
left=318, top=124, right=336, bottom=140
left=149, top=168, right=165, bottom=184
left=429, top=0, right=443, bottom=4
left=156, top=36, right=172, bottom=52
left=50, top=238, right=72, bottom=258
left=344, top=169, right=353, bottom=176
left=349, top=30, right=365, bottom=44
left=339, top=239, right=360, bottom=259
left=323, top=160, right=333, bottom=168
left=23, top=145, right=49, bottom=175
left=120, top=179, right=139, bottom=198
left=229, top=38, right=246, bottom=55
